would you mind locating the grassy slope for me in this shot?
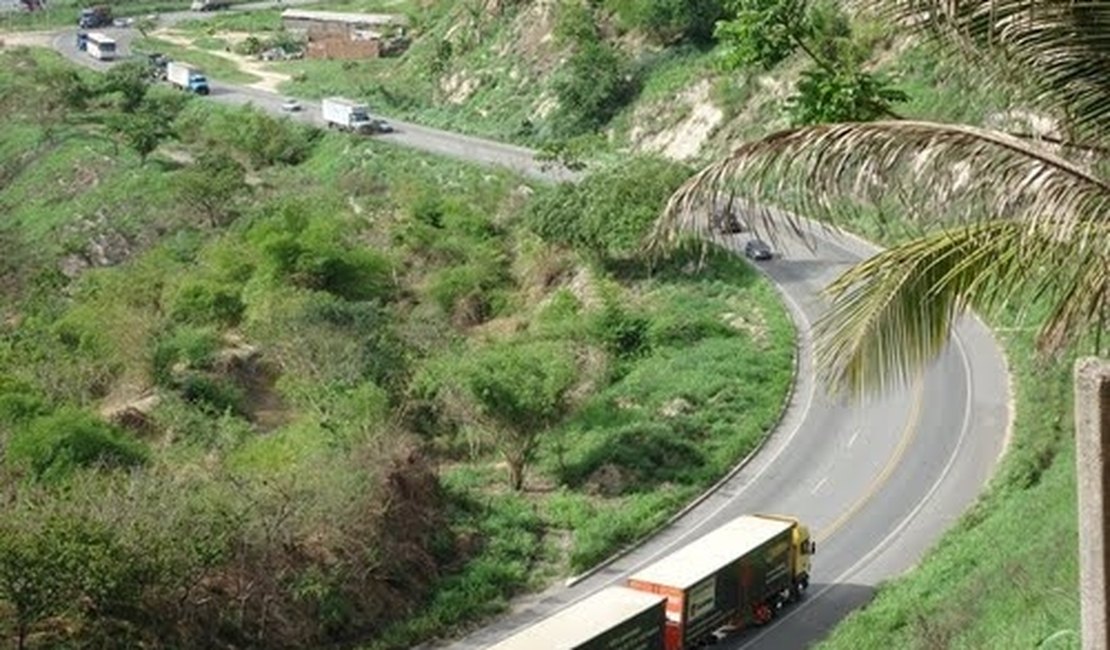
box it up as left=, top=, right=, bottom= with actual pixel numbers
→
left=0, top=48, right=796, bottom=649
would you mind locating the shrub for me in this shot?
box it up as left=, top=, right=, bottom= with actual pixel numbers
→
left=591, top=301, right=652, bottom=359
left=526, top=157, right=691, bottom=261
left=608, top=0, right=726, bottom=44
left=179, top=374, right=244, bottom=415
left=426, top=263, right=505, bottom=325
left=715, top=0, right=808, bottom=70
left=7, top=409, right=148, bottom=480
left=0, top=379, right=47, bottom=427
left=551, top=40, right=638, bottom=136
left=786, top=65, right=907, bottom=125
left=170, top=280, right=245, bottom=326
left=257, top=225, right=396, bottom=303
left=152, top=326, right=222, bottom=385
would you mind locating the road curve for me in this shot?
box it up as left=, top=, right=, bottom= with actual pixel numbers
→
left=48, top=22, right=1011, bottom=649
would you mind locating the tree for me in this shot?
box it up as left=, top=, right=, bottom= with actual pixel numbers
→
left=550, top=4, right=638, bottom=137
left=462, top=341, right=576, bottom=490
left=608, top=0, right=726, bottom=44
left=108, top=111, right=162, bottom=163
left=715, top=0, right=809, bottom=70
left=528, top=156, right=691, bottom=261
left=715, top=0, right=905, bottom=125
left=177, top=151, right=247, bottom=227
left=102, top=60, right=152, bottom=113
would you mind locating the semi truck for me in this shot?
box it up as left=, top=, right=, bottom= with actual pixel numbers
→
left=77, top=5, right=111, bottom=28
left=321, top=97, right=391, bottom=134
left=480, top=514, right=814, bottom=650
left=626, top=514, right=814, bottom=649
left=487, top=587, right=666, bottom=650
left=166, top=62, right=210, bottom=95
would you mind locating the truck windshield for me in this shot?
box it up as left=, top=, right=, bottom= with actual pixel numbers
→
left=192, top=75, right=208, bottom=83
left=351, top=110, right=369, bottom=121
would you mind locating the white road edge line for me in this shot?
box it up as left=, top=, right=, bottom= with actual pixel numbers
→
left=810, top=476, right=829, bottom=495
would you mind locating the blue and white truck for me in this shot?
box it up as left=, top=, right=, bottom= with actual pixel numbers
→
left=166, top=61, right=210, bottom=95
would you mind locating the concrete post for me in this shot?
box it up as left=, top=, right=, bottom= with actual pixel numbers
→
left=1077, top=357, right=1110, bottom=650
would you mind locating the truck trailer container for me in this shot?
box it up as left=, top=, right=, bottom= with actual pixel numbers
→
left=487, top=587, right=666, bottom=650
left=166, top=61, right=210, bottom=95
left=626, top=514, right=813, bottom=650
left=321, top=97, right=379, bottom=134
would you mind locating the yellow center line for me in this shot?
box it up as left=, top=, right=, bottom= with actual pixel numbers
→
left=815, top=375, right=926, bottom=543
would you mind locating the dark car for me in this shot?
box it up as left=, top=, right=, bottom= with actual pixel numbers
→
left=745, top=239, right=773, bottom=261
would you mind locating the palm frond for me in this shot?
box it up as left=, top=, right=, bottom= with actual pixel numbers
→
left=651, top=120, right=1110, bottom=254
left=879, top=0, right=1110, bottom=139
left=650, top=119, right=1110, bottom=393
left=816, top=220, right=1110, bottom=393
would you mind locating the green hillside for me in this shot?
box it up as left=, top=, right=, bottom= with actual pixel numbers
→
left=0, top=47, right=794, bottom=648
left=0, top=0, right=1094, bottom=646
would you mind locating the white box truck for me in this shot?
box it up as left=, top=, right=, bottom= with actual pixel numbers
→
left=322, top=97, right=391, bottom=134
left=166, top=61, right=210, bottom=95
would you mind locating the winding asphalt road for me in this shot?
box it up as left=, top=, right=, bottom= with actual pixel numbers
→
left=46, top=16, right=1011, bottom=649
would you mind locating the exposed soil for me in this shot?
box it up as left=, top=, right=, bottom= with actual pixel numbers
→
left=153, top=28, right=291, bottom=93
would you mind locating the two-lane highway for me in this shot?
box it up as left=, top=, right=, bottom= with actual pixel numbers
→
left=46, top=19, right=1012, bottom=648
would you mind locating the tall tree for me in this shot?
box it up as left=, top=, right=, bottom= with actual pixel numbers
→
left=462, top=341, right=576, bottom=491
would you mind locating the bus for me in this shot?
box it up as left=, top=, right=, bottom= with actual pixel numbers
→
left=86, top=33, right=117, bottom=61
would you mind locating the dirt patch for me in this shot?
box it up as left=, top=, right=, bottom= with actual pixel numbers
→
left=0, top=31, right=55, bottom=49
left=153, top=28, right=291, bottom=93
left=634, top=79, right=724, bottom=161
left=442, top=70, right=481, bottom=104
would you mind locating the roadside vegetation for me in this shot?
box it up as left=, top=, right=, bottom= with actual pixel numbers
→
left=0, top=47, right=793, bottom=649
left=1, top=0, right=1098, bottom=645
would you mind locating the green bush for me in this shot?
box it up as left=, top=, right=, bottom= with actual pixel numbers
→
left=526, top=157, right=691, bottom=260
left=561, top=420, right=707, bottom=490
left=179, top=374, right=244, bottom=415
left=716, top=0, right=808, bottom=70
left=551, top=40, right=638, bottom=137
left=426, top=263, right=508, bottom=324
left=591, top=301, right=652, bottom=360
left=152, top=326, right=222, bottom=385
left=0, top=379, right=48, bottom=427
left=786, top=65, right=907, bottom=125
left=253, top=211, right=396, bottom=303
left=170, top=280, right=245, bottom=326
left=181, top=104, right=319, bottom=169
left=608, top=0, right=726, bottom=44
left=7, top=409, right=148, bottom=480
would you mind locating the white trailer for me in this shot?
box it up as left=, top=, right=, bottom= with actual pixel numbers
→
left=166, top=61, right=210, bottom=95
left=321, top=96, right=375, bottom=134
left=85, top=32, right=116, bottom=61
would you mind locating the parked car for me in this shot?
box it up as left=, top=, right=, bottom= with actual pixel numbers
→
left=745, top=239, right=773, bottom=261
left=280, top=97, right=302, bottom=112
